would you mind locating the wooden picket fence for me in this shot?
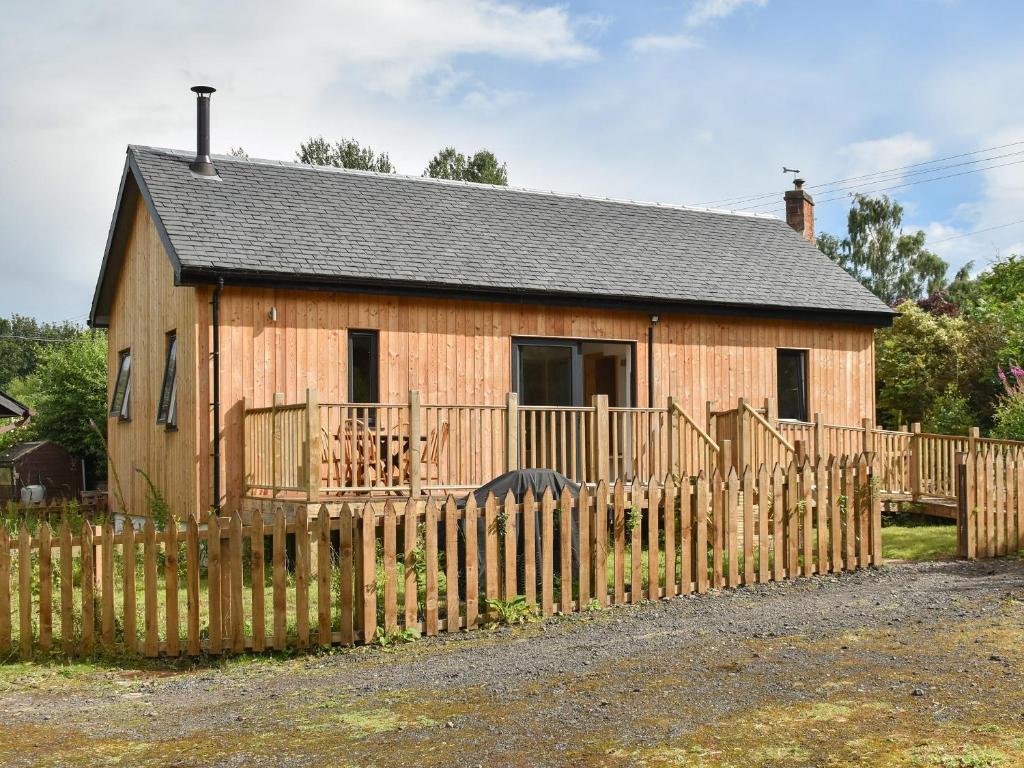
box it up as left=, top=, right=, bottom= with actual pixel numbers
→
left=956, top=441, right=1024, bottom=560
left=0, top=454, right=882, bottom=661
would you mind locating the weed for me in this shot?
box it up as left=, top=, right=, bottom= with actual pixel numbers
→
left=585, top=598, right=601, bottom=612
left=484, top=595, right=535, bottom=627
left=372, top=627, right=420, bottom=649
left=626, top=505, right=642, bottom=535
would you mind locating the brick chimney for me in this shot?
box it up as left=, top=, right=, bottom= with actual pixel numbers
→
left=784, top=178, right=815, bottom=242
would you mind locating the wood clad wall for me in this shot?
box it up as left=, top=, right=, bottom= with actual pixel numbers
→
left=195, top=289, right=875, bottom=509
left=106, top=203, right=201, bottom=518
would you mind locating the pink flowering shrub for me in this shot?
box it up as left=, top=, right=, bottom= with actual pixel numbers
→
left=992, top=366, right=1024, bottom=440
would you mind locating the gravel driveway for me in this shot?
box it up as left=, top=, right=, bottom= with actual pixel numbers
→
left=2, top=558, right=1023, bottom=767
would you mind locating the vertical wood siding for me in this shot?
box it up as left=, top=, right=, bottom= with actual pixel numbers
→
left=107, top=203, right=876, bottom=513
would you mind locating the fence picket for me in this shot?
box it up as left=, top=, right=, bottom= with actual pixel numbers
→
left=522, top=489, right=536, bottom=609
left=228, top=513, right=243, bottom=654
left=595, top=481, right=608, bottom=606
left=207, top=515, right=222, bottom=655
left=59, top=521, right=72, bottom=655
left=695, top=471, right=708, bottom=594
left=272, top=508, right=286, bottom=650
left=339, top=504, right=354, bottom=645
left=647, top=479, right=660, bottom=601
left=445, top=496, right=460, bottom=631
left=725, top=469, right=739, bottom=588
left=465, top=495, right=478, bottom=630
left=711, top=469, right=724, bottom=590
left=771, top=464, right=784, bottom=581
left=166, top=514, right=181, bottom=657
left=122, top=521, right=136, bottom=654
left=679, top=477, right=693, bottom=595
left=856, top=455, right=870, bottom=568
left=38, top=522, right=51, bottom=653
left=541, top=488, right=554, bottom=616
left=741, top=467, right=753, bottom=585
left=613, top=480, right=625, bottom=604
left=80, top=522, right=94, bottom=655
left=143, top=518, right=158, bottom=657
left=662, top=476, right=676, bottom=597
left=756, top=465, right=769, bottom=583
left=801, top=462, right=814, bottom=578
left=815, top=458, right=828, bottom=574
left=295, top=507, right=310, bottom=649
left=100, top=520, right=114, bottom=651
left=404, top=499, right=418, bottom=629
left=18, top=526, right=31, bottom=658
left=382, top=502, right=397, bottom=635
left=425, top=498, right=439, bottom=636
left=828, top=458, right=842, bottom=572
left=560, top=486, right=575, bottom=612
left=361, top=505, right=376, bottom=642
left=578, top=482, right=592, bottom=606
left=0, top=528, right=9, bottom=657
left=786, top=462, right=800, bottom=578
left=502, top=490, right=517, bottom=602
left=186, top=515, right=201, bottom=656
left=484, top=493, right=499, bottom=608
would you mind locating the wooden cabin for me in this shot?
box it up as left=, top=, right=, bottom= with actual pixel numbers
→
left=88, top=92, right=893, bottom=519
left=0, top=440, right=82, bottom=505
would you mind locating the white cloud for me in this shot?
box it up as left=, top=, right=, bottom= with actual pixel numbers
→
left=837, top=132, right=934, bottom=182
left=628, top=34, right=701, bottom=54
left=0, top=0, right=595, bottom=319
left=686, top=0, right=768, bottom=28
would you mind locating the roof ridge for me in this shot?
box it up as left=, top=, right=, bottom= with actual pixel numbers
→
left=128, top=144, right=781, bottom=222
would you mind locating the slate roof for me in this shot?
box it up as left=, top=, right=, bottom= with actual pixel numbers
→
left=0, top=390, right=29, bottom=420
left=90, top=145, right=894, bottom=326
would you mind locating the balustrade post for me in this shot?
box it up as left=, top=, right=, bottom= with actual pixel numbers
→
left=736, top=397, right=749, bottom=471
left=909, top=422, right=922, bottom=497
left=666, top=396, right=678, bottom=477
left=506, top=392, right=519, bottom=473
left=861, top=417, right=874, bottom=461
left=271, top=392, right=284, bottom=498
left=306, top=387, right=320, bottom=502
left=594, top=394, right=610, bottom=485
left=814, top=412, right=825, bottom=462
left=409, top=390, right=422, bottom=497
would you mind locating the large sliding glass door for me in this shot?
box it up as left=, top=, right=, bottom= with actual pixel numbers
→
left=512, top=338, right=634, bottom=478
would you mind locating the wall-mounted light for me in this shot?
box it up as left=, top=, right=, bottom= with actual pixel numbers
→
left=268, top=306, right=278, bottom=323
left=650, top=314, right=660, bottom=324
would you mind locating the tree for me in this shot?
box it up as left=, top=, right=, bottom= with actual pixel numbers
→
left=4, top=334, right=109, bottom=476
left=297, top=135, right=394, bottom=173
left=0, top=314, right=81, bottom=390
left=817, top=194, right=948, bottom=306
left=425, top=147, right=508, bottom=185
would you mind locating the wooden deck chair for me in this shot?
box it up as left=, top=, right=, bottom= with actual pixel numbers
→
left=341, top=418, right=383, bottom=487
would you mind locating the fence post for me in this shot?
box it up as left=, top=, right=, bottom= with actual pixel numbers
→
left=272, top=392, right=284, bottom=498
left=594, top=394, right=610, bottom=485
left=506, top=391, right=519, bottom=473
left=909, top=422, right=922, bottom=497
left=306, top=387, right=320, bottom=502
left=409, top=390, right=422, bottom=497
left=736, top=398, right=749, bottom=471
left=666, top=396, right=678, bottom=477
left=814, top=412, right=825, bottom=462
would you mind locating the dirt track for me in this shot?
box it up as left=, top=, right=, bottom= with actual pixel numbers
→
left=2, top=558, right=1024, bottom=767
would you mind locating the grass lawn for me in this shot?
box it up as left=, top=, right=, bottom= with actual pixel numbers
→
left=882, top=522, right=958, bottom=562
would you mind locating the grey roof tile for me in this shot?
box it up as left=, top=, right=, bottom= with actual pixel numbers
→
left=128, top=145, right=892, bottom=318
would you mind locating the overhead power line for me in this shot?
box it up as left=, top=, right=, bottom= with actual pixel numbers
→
left=928, top=218, right=1024, bottom=245
left=0, top=334, right=85, bottom=344
left=696, top=137, right=1024, bottom=208
left=734, top=157, right=1024, bottom=212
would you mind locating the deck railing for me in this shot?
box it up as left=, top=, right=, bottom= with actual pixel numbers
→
left=243, top=392, right=1024, bottom=507
left=243, top=391, right=721, bottom=499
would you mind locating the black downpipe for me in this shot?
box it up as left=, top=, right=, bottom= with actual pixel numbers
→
left=647, top=324, right=655, bottom=407
left=211, top=278, right=224, bottom=513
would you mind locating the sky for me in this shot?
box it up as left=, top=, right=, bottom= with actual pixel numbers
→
left=1, top=0, right=1023, bottom=323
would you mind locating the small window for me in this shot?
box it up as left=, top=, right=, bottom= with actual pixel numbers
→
left=157, top=332, right=178, bottom=429
left=348, top=330, right=379, bottom=403
left=110, top=349, right=132, bottom=421
left=777, top=349, right=808, bottom=422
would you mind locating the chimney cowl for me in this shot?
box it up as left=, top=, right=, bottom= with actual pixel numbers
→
left=189, top=85, right=217, bottom=177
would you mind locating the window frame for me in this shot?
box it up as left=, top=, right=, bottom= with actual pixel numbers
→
left=347, top=330, right=380, bottom=404
left=110, top=348, right=132, bottom=422
left=156, top=331, right=178, bottom=430
left=776, top=348, right=809, bottom=422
